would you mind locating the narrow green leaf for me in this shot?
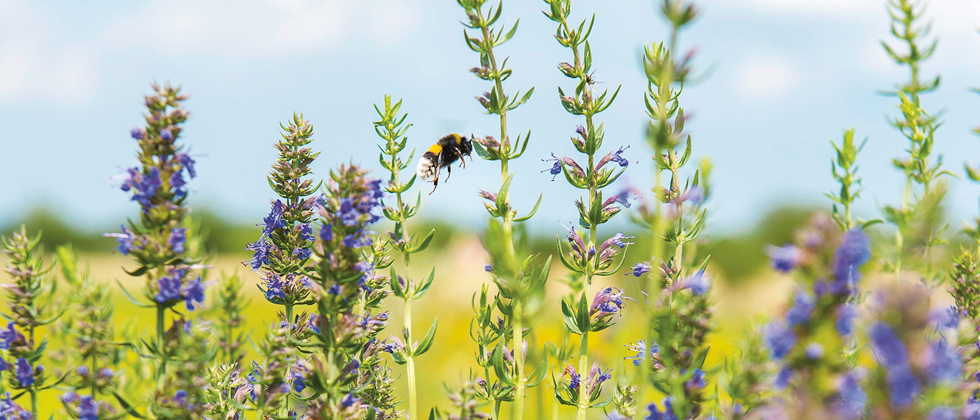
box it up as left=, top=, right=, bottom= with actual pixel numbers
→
left=413, top=318, right=439, bottom=357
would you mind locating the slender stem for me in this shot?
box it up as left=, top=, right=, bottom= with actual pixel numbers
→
left=28, top=317, right=36, bottom=417
left=480, top=10, right=522, bottom=418
left=485, top=365, right=499, bottom=420
left=576, top=309, right=590, bottom=420
left=480, top=19, right=517, bottom=268
left=513, top=302, right=525, bottom=419
left=156, top=304, right=166, bottom=378
left=674, top=199, right=684, bottom=274
left=639, top=166, right=666, bottom=404
left=284, top=303, right=293, bottom=329
left=404, top=297, right=418, bottom=420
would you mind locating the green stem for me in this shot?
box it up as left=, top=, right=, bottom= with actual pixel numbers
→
left=485, top=364, right=499, bottom=420
left=157, top=304, right=166, bottom=378
left=480, top=19, right=517, bottom=268
left=576, top=309, right=590, bottom=420
left=639, top=164, right=666, bottom=404
left=405, top=297, right=418, bottom=420
left=513, top=302, right=525, bottom=420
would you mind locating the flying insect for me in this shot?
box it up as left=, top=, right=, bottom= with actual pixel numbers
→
left=416, top=133, right=474, bottom=194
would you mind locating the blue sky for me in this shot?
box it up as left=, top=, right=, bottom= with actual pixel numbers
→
left=1, top=0, right=980, bottom=236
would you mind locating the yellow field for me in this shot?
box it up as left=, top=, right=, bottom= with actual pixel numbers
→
left=8, top=235, right=794, bottom=418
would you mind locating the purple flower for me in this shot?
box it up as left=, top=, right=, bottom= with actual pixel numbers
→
left=338, top=198, right=361, bottom=227
left=168, top=227, right=186, bottom=253
left=342, top=232, right=372, bottom=248
left=484, top=263, right=493, bottom=272
left=121, top=167, right=162, bottom=208
left=15, top=358, right=33, bottom=386
left=834, top=372, right=866, bottom=419
left=340, top=392, right=360, bottom=408
left=262, top=200, right=286, bottom=236
left=62, top=391, right=79, bottom=403
left=174, top=390, right=188, bottom=407
left=307, top=314, right=320, bottom=334
left=564, top=365, right=581, bottom=391
left=181, top=276, right=206, bottom=311
left=171, top=170, right=187, bottom=198
left=155, top=274, right=182, bottom=304
left=764, top=322, right=796, bottom=359
left=76, top=366, right=90, bottom=376
left=160, top=128, right=174, bottom=142
left=645, top=398, right=678, bottom=420
left=320, top=224, right=334, bottom=242
left=176, top=153, right=197, bottom=178
left=626, top=262, right=652, bottom=277
left=965, top=397, right=980, bottom=420
left=596, top=145, right=630, bottom=169
left=932, top=306, right=960, bottom=330
left=0, top=323, right=21, bottom=350
left=0, top=392, right=29, bottom=419
left=869, top=323, right=908, bottom=369
left=613, top=189, right=632, bottom=208
left=625, top=340, right=659, bottom=366
left=887, top=366, right=920, bottom=409
left=542, top=153, right=563, bottom=180
left=928, top=407, right=956, bottom=420
left=832, top=229, right=871, bottom=284
left=105, top=225, right=137, bottom=255
left=130, top=128, right=143, bottom=139
left=244, top=240, right=271, bottom=271
left=687, top=369, right=706, bottom=389
left=766, top=244, right=800, bottom=273
left=926, top=339, right=962, bottom=383
left=293, top=247, right=312, bottom=260
left=774, top=366, right=792, bottom=389
left=837, top=304, right=858, bottom=336
left=298, top=223, right=315, bottom=242
left=603, top=232, right=633, bottom=249
left=591, top=287, right=625, bottom=315
left=671, top=186, right=703, bottom=206
left=78, top=395, right=99, bottom=420
left=683, top=271, right=711, bottom=295
left=785, top=291, right=815, bottom=325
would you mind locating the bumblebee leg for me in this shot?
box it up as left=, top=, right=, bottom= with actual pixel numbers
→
left=445, top=162, right=453, bottom=181
left=429, top=164, right=441, bottom=195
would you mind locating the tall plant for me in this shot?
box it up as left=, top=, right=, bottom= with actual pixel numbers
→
left=540, top=0, right=630, bottom=418
left=1, top=227, right=61, bottom=418
left=457, top=0, right=549, bottom=418
left=106, top=83, right=209, bottom=415
left=374, top=95, right=439, bottom=420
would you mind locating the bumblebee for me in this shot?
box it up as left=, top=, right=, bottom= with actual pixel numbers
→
left=417, top=133, right=473, bottom=194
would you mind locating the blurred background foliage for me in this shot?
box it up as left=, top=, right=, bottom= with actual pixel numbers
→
left=1, top=204, right=820, bottom=283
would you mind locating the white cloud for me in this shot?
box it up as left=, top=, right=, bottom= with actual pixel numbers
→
left=102, top=0, right=419, bottom=58
left=733, top=54, right=801, bottom=101
left=0, top=0, right=99, bottom=104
